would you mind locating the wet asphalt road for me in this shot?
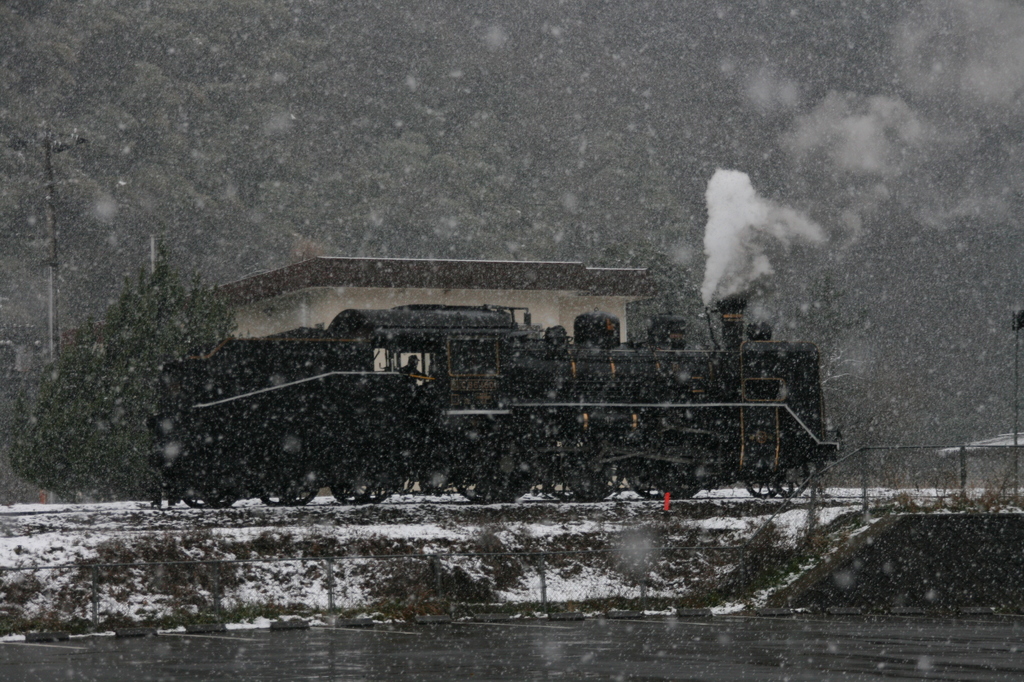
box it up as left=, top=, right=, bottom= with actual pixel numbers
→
left=2, top=616, right=1023, bottom=681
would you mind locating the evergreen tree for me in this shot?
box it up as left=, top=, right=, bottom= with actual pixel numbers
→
left=10, top=246, right=233, bottom=500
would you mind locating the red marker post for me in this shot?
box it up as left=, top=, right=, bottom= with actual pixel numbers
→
left=663, top=492, right=671, bottom=511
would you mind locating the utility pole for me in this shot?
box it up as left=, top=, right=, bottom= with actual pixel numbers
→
left=36, top=133, right=87, bottom=362
left=1014, top=310, right=1024, bottom=496
left=42, top=139, right=58, bottom=362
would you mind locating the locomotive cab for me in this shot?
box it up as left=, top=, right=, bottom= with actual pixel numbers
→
left=447, top=336, right=501, bottom=409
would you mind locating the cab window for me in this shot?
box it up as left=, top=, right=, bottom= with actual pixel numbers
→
left=376, top=348, right=434, bottom=376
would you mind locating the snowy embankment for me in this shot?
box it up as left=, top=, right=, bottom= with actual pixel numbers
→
left=0, top=491, right=871, bottom=631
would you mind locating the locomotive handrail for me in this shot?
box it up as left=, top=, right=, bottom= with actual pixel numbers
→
left=187, top=336, right=373, bottom=360
left=507, top=401, right=838, bottom=447
left=192, top=371, right=399, bottom=409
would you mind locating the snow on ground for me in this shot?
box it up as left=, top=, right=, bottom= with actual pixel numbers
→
left=0, top=487, right=987, bottom=630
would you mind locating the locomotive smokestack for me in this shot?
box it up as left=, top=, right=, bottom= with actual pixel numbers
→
left=718, top=296, right=746, bottom=351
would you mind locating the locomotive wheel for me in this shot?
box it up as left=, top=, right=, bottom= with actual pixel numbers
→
left=627, top=478, right=664, bottom=500
left=624, top=462, right=701, bottom=501
left=745, top=478, right=797, bottom=499
left=329, top=483, right=375, bottom=504
left=773, top=479, right=797, bottom=498
left=567, top=463, right=615, bottom=502
left=331, top=469, right=403, bottom=504
left=778, top=465, right=815, bottom=499
left=458, top=445, right=532, bottom=504
left=460, top=476, right=530, bottom=504
left=744, top=482, right=778, bottom=499
left=746, top=463, right=813, bottom=499
left=632, top=488, right=662, bottom=500
left=182, top=489, right=238, bottom=509
left=328, top=481, right=355, bottom=504
left=260, top=483, right=319, bottom=507
left=349, top=481, right=397, bottom=504
left=629, top=482, right=702, bottom=500
left=546, top=449, right=616, bottom=502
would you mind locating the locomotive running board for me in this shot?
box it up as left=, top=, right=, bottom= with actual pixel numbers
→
left=533, top=447, right=699, bottom=465
left=597, top=452, right=695, bottom=465
left=192, top=371, right=398, bottom=409
left=508, top=401, right=839, bottom=449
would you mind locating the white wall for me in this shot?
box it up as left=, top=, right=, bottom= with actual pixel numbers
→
left=233, top=286, right=637, bottom=342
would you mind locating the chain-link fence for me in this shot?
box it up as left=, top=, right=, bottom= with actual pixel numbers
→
left=807, top=444, right=1022, bottom=513
left=769, top=444, right=1024, bottom=552
left=0, top=544, right=745, bottom=631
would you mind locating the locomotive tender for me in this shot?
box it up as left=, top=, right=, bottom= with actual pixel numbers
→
left=150, top=297, right=837, bottom=507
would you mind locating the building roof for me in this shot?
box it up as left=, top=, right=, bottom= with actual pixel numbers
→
left=218, top=257, right=658, bottom=306
left=939, top=434, right=1024, bottom=454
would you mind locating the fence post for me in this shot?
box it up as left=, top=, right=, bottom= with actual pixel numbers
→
left=1014, top=448, right=1020, bottom=499
left=861, top=449, right=870, bottom=525
left=91, top=565, right=99, bottom=630
left=959, top=446, right=967, bottom=494
left=805, top=480, right=818, bottom=542
left=211, top=562, right=221, bottom=618
left=431, top=554, right=442, bottom=599
left=326, top=559, right=335, bottom=613
left=538, top=554, right=547, bottom=611
left=640, top=578, right=648, bottom=613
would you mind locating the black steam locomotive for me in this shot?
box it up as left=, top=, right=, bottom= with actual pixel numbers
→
left=150, top=298, right=837, bottom=507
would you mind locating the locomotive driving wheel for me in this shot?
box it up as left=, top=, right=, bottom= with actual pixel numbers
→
left=744, top=481, right=781, bottom=499
left=181, top=486, right=238, bottom=509
left=566, top=459, right=616, bottom=502
left=745, top=463, right=812, bottom=499
left=327, top=481, right=354, bottom=504
left=352, top=485, right=393, bottom=504
left=543, top=446, right=618, bottom=502
left=331, top=465, right=404, bottom=504
left=260, top=479, right=319, bottom=507
left=457, top=443, right=532, bottom=504
left=626, top=466, right=701, bottom=501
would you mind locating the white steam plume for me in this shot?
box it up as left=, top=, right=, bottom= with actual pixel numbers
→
left=701, top=169, right=824, bottom=305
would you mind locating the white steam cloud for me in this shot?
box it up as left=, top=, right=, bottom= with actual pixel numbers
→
left=701, top=169, right=824, bottom=305
left=743, top=67, right=801, bottom=114
left=897, top=0, right=1024, bottom=116
left=783, top=92, right=925, bottom=178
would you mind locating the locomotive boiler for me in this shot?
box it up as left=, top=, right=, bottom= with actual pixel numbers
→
left=150, top=297, right=837, bottom=507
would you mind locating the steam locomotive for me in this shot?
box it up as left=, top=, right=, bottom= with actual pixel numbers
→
left=150, top=297, right=837, bottom=507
